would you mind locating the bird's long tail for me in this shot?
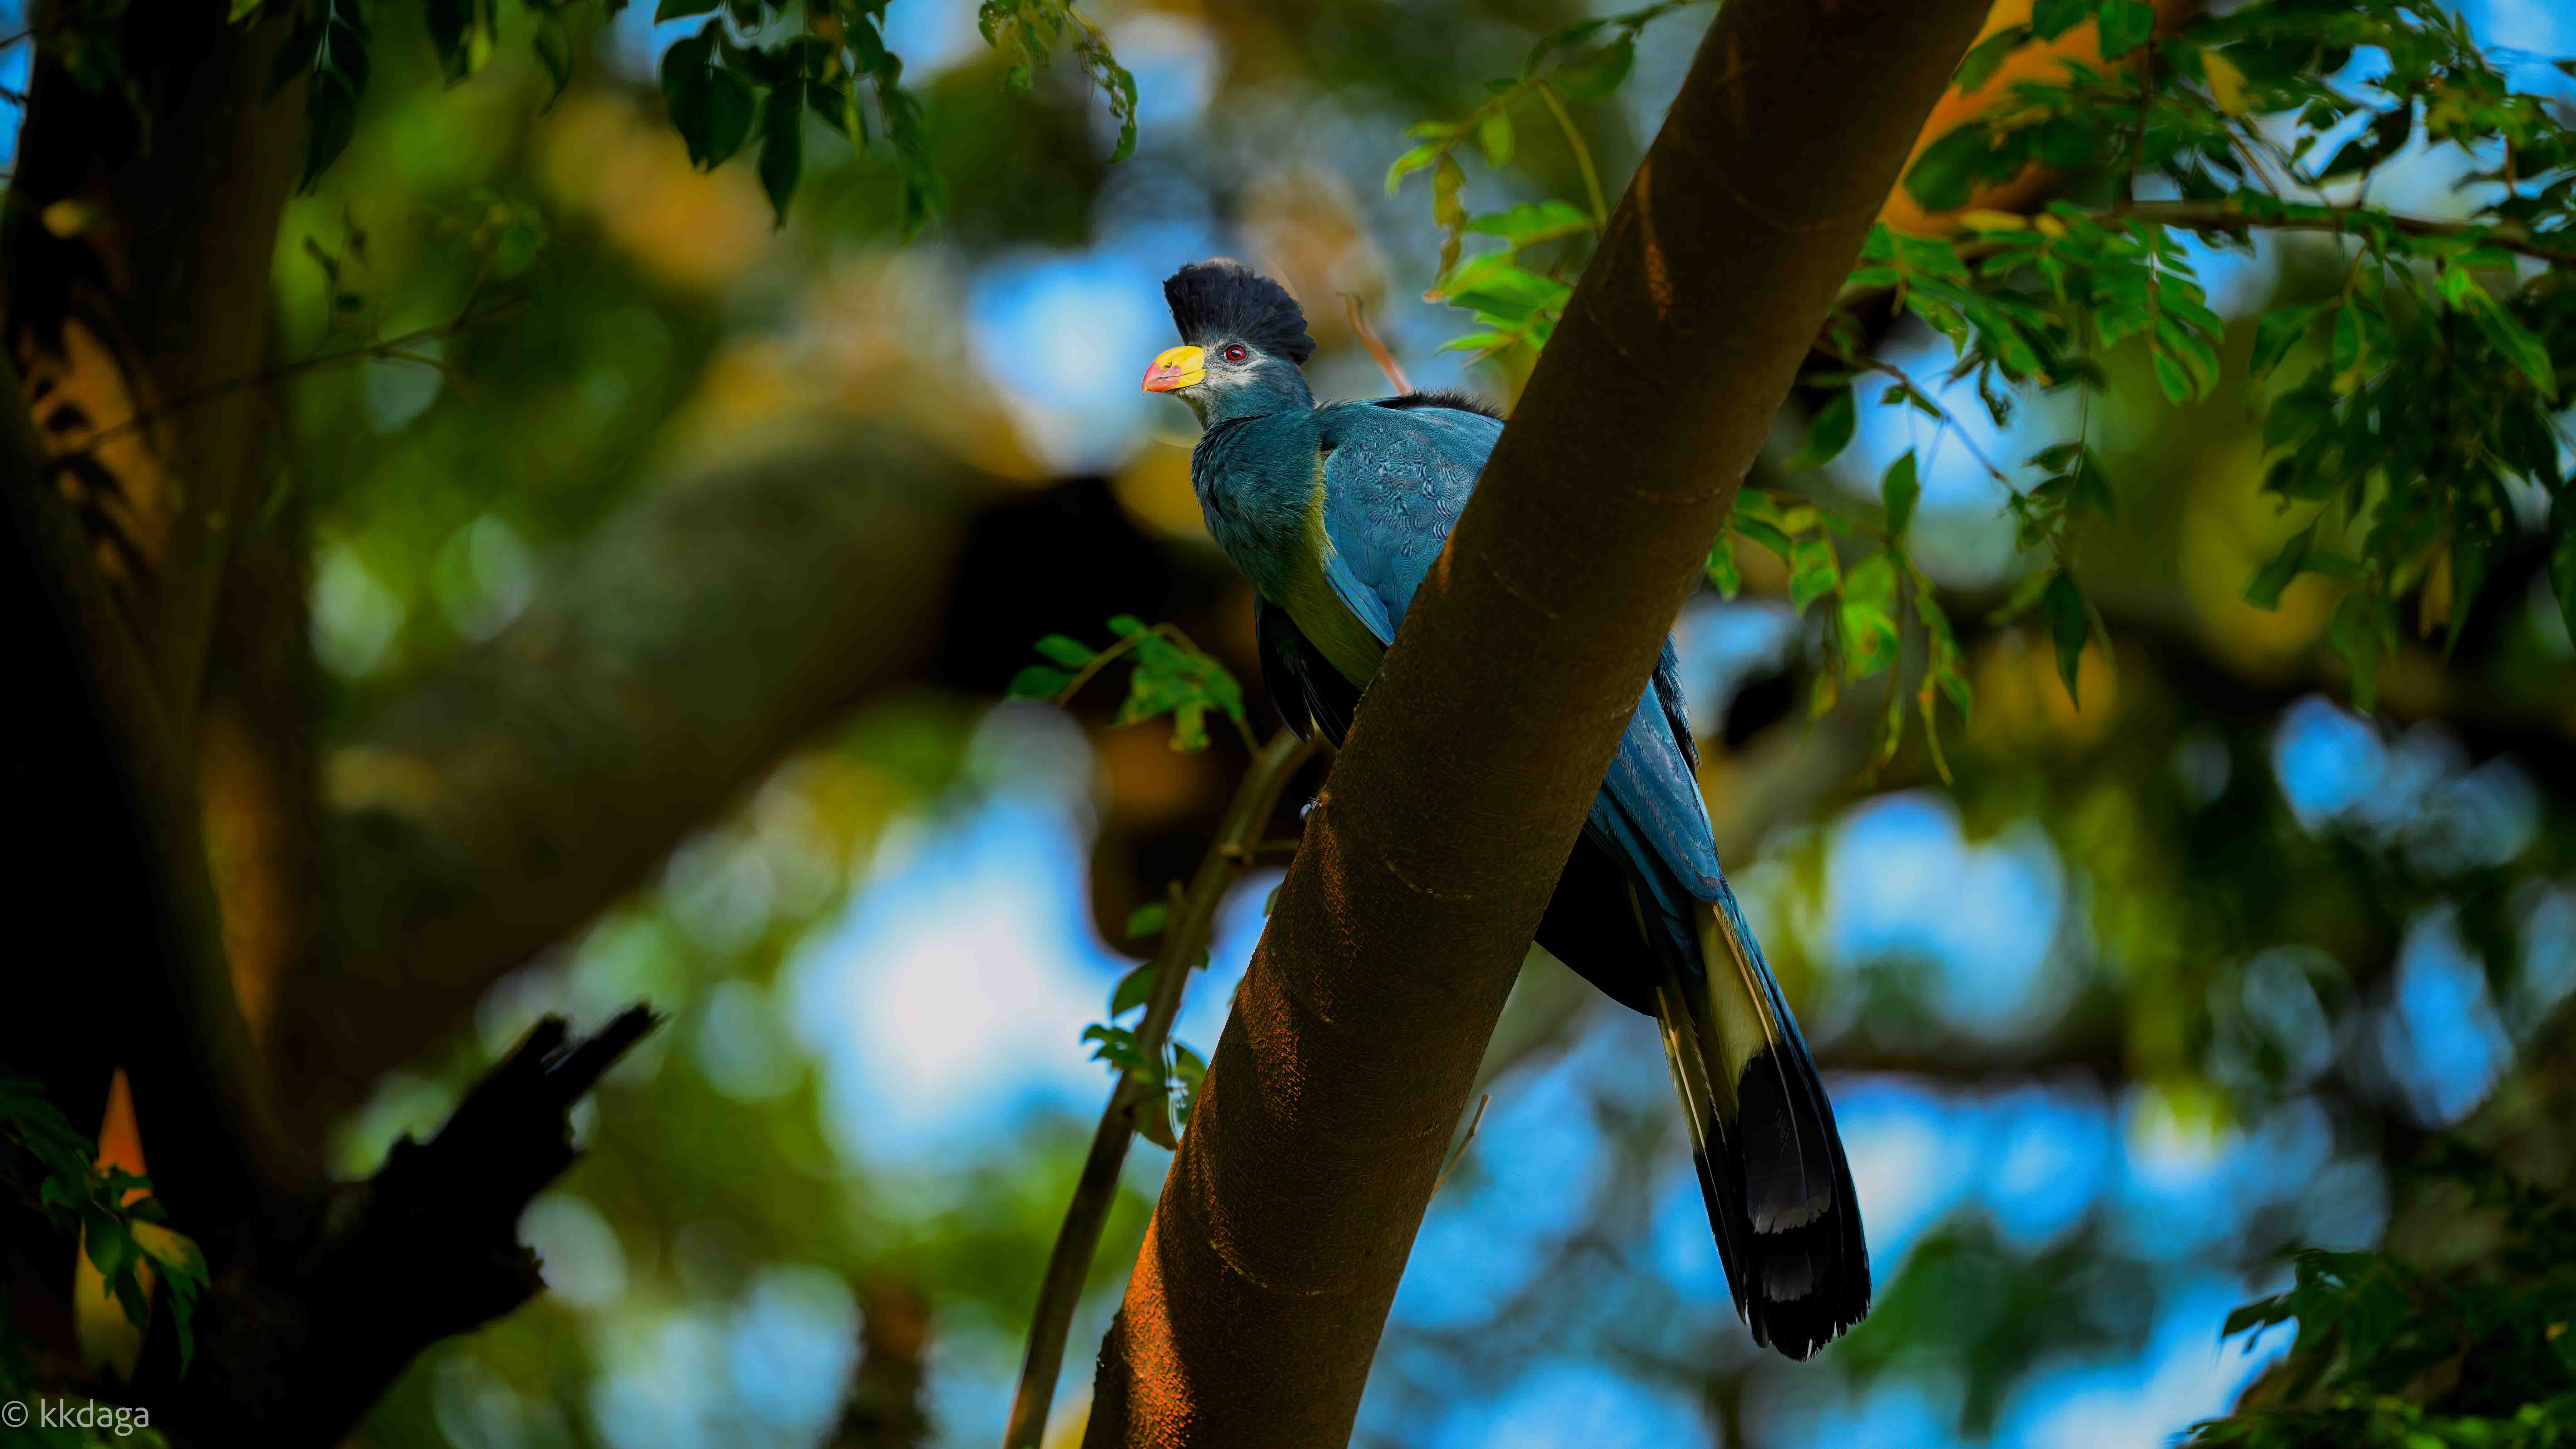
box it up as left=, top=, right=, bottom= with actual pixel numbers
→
left=1646, top=884, right=1870, bottom=1359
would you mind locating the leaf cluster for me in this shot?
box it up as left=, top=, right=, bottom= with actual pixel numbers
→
left=1384, top=1, right=1708, bottom=368
left=2195, top=1146, right=2576, bottom=1448
left=976, top=0, right=1139, bottom=164
left=1005, top=613, right=1252, bottom=754
left=653, top=0, right=939, bottom=231
left=1893, top=0, right=2576, bottom=712
left=228, top=0, right=1141, bottom=235
left=1392, top=0, right=2576, bottom=738
left=1707, top=453, right=1972, bottom=778
left=0, top=1077, right=208, bottom=1384
left=1081, top=898, right=1212, bottom=1148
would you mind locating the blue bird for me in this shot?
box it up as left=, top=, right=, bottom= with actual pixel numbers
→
left=1141, top=261, right=1869, bottom=1358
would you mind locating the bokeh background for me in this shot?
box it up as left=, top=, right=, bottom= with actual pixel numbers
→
left=14, top=0, right=2575, bottom=1443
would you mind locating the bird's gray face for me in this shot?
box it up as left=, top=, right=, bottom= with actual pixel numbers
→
left=1140, top=337, right=1277, bottom=423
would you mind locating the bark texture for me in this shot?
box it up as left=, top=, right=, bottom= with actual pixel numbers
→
left=1082, top=0, right=1993, bottom=1441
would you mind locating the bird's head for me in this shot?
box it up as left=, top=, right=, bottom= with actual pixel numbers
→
left=1143, top=260, right=1315, bottom=423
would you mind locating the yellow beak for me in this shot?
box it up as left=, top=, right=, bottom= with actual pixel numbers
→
left=1141, top=344, right=1206, bottom=393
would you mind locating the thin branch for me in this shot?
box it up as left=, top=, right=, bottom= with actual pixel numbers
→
left=66, top=298, right=526, bottom=457
left=1342, top=293, right=1414, bottom=394
left=1841, top=200, right=2576, bottom=317
left=1535, top=81, right=1611, bottom=228
left=2128, top=198, right=2576, bottom=268
left=1429, top=1093, right=1491, bottom=1199
left=1003, top=727, right=1323, bottom=1449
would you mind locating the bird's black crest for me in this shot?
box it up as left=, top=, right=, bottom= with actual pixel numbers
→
left=1378, top=388, right=1502, bottom=419
left=1164, top=260, right=1315, bottom=366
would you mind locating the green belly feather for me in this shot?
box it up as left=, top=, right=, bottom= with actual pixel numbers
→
left=1276, top=469, right=1386, bottom=687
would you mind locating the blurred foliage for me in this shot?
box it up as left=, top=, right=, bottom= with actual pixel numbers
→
left=230, top=0, right=1139, bottom=232
left=9, top=0, right=2576, bottom=1440
left=1390, top=0, right=2576, bottom=769
left=2196, top=1146, right=2576, bottom=1447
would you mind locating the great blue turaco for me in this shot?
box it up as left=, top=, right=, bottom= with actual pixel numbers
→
left=1140, top=260, right=1869, bottom=1358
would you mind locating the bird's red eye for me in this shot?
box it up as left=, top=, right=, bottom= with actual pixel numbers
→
left=1222, top=344, right=1249, bottom=363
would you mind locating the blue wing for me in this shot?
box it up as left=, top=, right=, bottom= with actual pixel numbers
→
left=1316, top=401, right=1500, bottom=632
left=1310, top=402, right=1731, bottom=907
left=1298, top=397, right=1864, bottom=1353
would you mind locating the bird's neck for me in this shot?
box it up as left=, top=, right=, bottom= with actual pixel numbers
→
left=1186, top=368, right=1313, bottom=427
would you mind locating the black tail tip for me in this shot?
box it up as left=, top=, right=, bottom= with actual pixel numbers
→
left=1749, top=1284, right=1873, bottom=1361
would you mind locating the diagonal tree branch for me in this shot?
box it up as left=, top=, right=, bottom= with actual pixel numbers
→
left=278, top=434, right=972, bottom=1131
left=1080, top=0, right=1994, bottom=1440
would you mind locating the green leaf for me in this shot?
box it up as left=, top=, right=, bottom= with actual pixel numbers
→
left=1032, top=637, right=1093, bottom=671
left=1170, top=1041, right=1208, bottom=1129
left=1111, top=963, right=1157, bottom=1017
left=2249, top=301, right=2327, bottom=382
left=424, top=0, right=497, bottom=83
left=1007, top=664, right=1075, bottom=699
left=1903, top=120, right=2008, bottom=212
left=2245, top=522, right=2316, bottom=610
left=1789, top=535, right=1840, bottom=611
left=2095, top=0, right=2154, bottom=58
left=1881, top=450, right=1921, bottom=537
left=704, top=66, right=757, bottom=168
left=2041, top=570, right=2088, bottom=705
left=1386, top=141, right=1441, bottom=195
left=1705, top=524, right=1741, bottom=598
left=1462, top=199, right=1593, bottom=248
left=1476, top=111, right=1514, bottom=166
left=2029, top=0, right=2091, bottom=39
left=2467, top=300, right=2558, bottom=402
left=2221, top=1297, right=2292, bottom=1339
left=1736, top=517, right=1793, bottom=562
left=532, top=12, right=573, bottom=106
left=1552, top=36, right=1634, bottom=100
left=1126, top=901, right=1170, bottom=940
left=1840, top=551, right=1901, bottom=678
left=1953, top=24, right=2029, bottom=93
left=2263, top=384, right=2333, bottom=451
left=759, top=83, right=805, bottom=226
left=287, top=0, right=372, bottom=189
left=661, top=27, right=718, bottom=163
left=1107, top=614, right=1147, bottom=637
left=1786, top=388, right=1856, bottom=471
left=2150, top=350, right=2191, bottom=404
left=1432, top=252, right=1570, bottom=310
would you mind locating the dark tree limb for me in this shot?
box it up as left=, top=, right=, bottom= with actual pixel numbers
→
left=834, top=1275, right=937, bottom=1449
left=136, top=1008, right=660, bottom=1447
left=7, top=2, right=302, bottom=723
left=277, top=434, right=973, bottom=1131
left=1081, top=0, right=1993, bottom=1440
left=0, top=348, right=303, bottom=1236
